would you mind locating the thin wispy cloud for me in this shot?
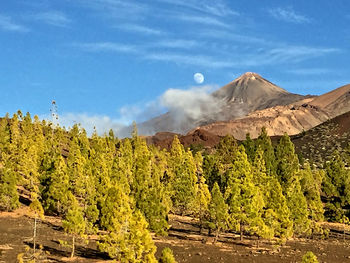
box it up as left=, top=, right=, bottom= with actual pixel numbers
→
left=286, top=68, right=333, bottom=75
left=176, top=14, right=229, bottom=28
left=32, top=11, right=71, bottom=27
left=73, top=42, right=138, bottom=54
left=153, top=39, right=200, bottom=49
left=73, top=40, right=340, bottom=70
left=144, top=53, right=235, bottom=68
left=81, top=0, right=149, bottom=19
left=197, top=29, right=273, bottom=46
left=156, top=0, right=238, bottom=17
left=265, top=46, right=339, bottom=63
left=240, top=46, right=340, bottom=67
left=117, top=23, right=164, bottom=35
left=0, top=14, right=28, bottom=32
left=268, top=7, right=311, bottom=24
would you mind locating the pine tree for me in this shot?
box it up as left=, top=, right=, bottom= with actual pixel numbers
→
left=202, top=154, right=221, bottom=192
left=276, top=133, right=311, bottom=235
left=41, top=155, right=71, bottom=215
left=62, top=197, right=86, bottom=258
left=322, top=151, right=350, bottom=221
left=214, top=135, right=238, bottom=190
left=171, top=148, right=198, bottom=214
left=208, top=182, right=228, bottom=243
left=89, top=133, right=114, bottom=218
left=29, top=195, right=44, bottom=258
left=300, top=162, right=324, bottom=222
left=159, top=247, right=177, bottom=263
left=242, top=133, right=256, bottom=162
left=192, top=152, right=211, bottom=232
left=131, top=134, right=169, bottom=235
left=224, top=145, right=265, bottom=240
left=265, top=177, right=293, bottom=239
left=0, top=152, right=19, bottom=211
left=252, top=147, right=290, bottom=240
left=0, top=115, right=11, bottom=153
left=168, top=137, right=198, bottom=214
left=98, top=186, right=157, bottom=262
left=285, top=178, right=311, bottom=235
left=301, top=251, right=319, bottom=263
left=112, top=138, right=133, bottom=193
left=255, top=127, right=276, bottom=176
left=125, top=210, right=158, bottom=263
left=276, top=133, right=300, bottom=191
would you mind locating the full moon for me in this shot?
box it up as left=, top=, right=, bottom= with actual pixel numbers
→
left=194, top=73, right=204, bottom=84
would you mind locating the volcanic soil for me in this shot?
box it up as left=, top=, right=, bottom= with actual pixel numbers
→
left=1, top=207, right=350, bottom=262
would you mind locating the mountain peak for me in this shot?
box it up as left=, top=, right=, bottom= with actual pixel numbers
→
left=238, top=72, right=261, bottom=80
left=213, top=72, right=289, bottom=104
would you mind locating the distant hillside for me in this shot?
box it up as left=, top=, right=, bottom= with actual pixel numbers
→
left=147, top=111, right=350, bottom=167
left=145, top=129, right=221, bottom=150
left=291, top=110, right=350, bottom=167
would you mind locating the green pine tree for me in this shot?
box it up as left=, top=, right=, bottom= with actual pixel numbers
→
left=98, top=186, right=157, bottom=262
left=159, top=247, right=177, bottom=263
left=252, top=147, right=291, bottom=240
left=168, top=137, right=198, bottom=214
left=0, top=152, right=19, bottom=211
left=131, top=135, right=169, bottom=235
left=242, top=133, right=256, bottom=163
left=208, top=182, right=228, bottom=243
left=301, top=251, right=319, bottom=263
left=276, top=133, right=311, bottom=235
left=224, top=145, right=265, bottom=240
left=62, top=197, right=86, bottom=258
left=322, top=151, right=350, bottom=221
left=255, top=127, right=276, bottom=176
left=300, top=162, right=324, bottom=222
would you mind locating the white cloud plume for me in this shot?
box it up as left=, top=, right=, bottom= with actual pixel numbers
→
left=50, top=85, right=223, bottom=137
left=160, top=85, right=222, bottom=120
left=55, top=113, right=126, bottom=135
left=268, top=7, right=311, bottom=24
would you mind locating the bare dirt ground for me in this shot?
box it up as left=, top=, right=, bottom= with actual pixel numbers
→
left=1, top=208, right=350, bottom=263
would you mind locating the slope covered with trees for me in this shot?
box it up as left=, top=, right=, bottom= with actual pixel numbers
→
left=0, top=111, right=349, bottom=261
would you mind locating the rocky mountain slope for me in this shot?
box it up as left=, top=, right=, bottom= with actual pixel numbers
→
left=194, top=84, right=350, bottom=140
left=138, top=72, right=307, bottom=135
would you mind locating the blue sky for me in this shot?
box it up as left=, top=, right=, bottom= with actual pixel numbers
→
left=0, top=0, right=349, bottom=134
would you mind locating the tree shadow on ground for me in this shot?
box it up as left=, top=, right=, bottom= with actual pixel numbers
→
left=25, top=240, right=110, bottom=260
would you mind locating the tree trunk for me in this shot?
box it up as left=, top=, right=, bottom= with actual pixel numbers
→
left=214, top=227, right=220, bottom=244
left=71, top=236, right=75, bottom=258
left=240, top=223, right=244, bottom=241
left=33, top=215, right=37, bottom=258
